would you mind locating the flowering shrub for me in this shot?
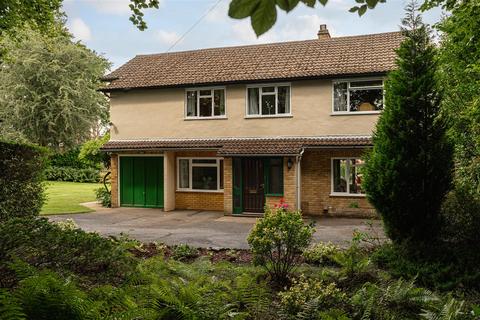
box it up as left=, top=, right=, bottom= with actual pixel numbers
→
left=303, top=242, right=340, bottom=266
left=247, top=203, right=315, bottom=285
left=278, top=274, right=346, bottom=317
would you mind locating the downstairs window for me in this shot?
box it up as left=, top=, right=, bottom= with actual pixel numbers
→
left=177, top=158, right=224, bottom=191
left=331, top=158, right=365, bottom=195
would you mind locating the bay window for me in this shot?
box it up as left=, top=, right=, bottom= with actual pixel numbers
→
left=186, top=87, right=226, bottom=118
left=333, top=79, right=384, bottom=113
left=331, top=158, right=365, bottom=195
left=247, top=84, right=291, bottom=117
left=177, top=158, right=224, bottom=191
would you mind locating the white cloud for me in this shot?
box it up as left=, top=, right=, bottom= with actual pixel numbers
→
left=65, top=0, right=162, bottom=15
left=205, top=1, right=229, bottom=23
left=231, top=20, right=279, bottom=44
left=155, top=30, right=181, bottom=46
left=68, top=18, right=92, bottom=42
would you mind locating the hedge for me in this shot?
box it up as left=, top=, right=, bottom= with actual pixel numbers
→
left=0, top=141, right=47, bottom=222
left=45, top=166, right=100, bottom=183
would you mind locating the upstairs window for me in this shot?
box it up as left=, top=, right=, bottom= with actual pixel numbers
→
left=247, top=84, right=291, bottom=117
left=186, top=88, right=226, bottom=119
left=333, top=79, right=384, bottom=113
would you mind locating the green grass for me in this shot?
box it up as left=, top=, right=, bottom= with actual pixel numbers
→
left=41, top=181, right=102, bottom=215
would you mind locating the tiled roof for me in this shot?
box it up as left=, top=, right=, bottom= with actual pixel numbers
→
left=101, top=136, right=372, bottom=155
left=102, top=32, right=402, bottom=91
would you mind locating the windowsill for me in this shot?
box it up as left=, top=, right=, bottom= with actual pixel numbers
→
left=184, top=116, right=227, bottom=121
left=330, top=111, right=381, bottom=116
left=330, top=193, right=366, bottom=197
left=176, top=189, right=224, bottom=193
left=245, top=114, right=293, bottom=119
left=265, top=193, right=284, bottom=197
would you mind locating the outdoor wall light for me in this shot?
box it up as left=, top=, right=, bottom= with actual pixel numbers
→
left=287, top=158, right=293, bottom=170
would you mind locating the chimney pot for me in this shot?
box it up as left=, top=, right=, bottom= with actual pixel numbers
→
left=317, top=24, right=330, bottom=40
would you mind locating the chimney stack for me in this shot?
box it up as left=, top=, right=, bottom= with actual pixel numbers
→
left=317, top=24, right=330, bottom=40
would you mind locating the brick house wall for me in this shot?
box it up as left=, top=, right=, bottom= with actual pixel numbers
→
left=300, top=149, right=374, bottom=216
left=111, top=154, right=119, bottom=208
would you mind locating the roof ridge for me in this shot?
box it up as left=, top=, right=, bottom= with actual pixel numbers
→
left=133, top=31, right=402, bottom=58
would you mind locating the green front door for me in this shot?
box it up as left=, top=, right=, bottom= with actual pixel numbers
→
left=120, top=157, right=164, bottom=208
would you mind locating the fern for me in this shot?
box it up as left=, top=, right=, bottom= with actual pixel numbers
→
left=0, top=289, right=26, bottom=320
left=421, top=297, right=466, bottom=320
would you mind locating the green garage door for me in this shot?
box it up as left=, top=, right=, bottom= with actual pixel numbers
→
left=120, top=157, right=164, bottom=208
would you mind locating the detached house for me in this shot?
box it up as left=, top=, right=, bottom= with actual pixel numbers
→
left=101, top=25, right=402, bottom=216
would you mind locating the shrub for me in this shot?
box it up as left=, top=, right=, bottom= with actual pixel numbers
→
left=0, top=141, right=47, bottom=222
left=247, top=205, right=315, bottom=285
left=303, top=242, right=339, bottom=266
left=0, top=217, right=137, bottom=287
left=78, top=134, right=110, bottom=169
left=333, top=234, right=371, bottom=279
left=95, top=187, right=112, bottom=207
left=171, top=244, right=199, bottom=261
left=363, top=4, right=453, bottom=244
left=48, top=147, right=87, bottom=169
left=441, top=187, right=480, bottom=244
left=278, top=275, right=346, bottom=318
left=44, top=166, right=100, bottom=183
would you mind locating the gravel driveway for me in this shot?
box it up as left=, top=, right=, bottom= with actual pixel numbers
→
left=48, top=202, right=384, bottom=249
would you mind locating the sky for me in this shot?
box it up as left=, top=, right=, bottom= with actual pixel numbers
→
left=63, top=0, right=443, bottom=71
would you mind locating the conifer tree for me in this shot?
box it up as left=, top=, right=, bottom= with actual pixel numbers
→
left=363, top=2, right=453, bottom=244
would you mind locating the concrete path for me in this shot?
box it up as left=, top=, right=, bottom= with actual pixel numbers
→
left=48, top=202, right=384, bottom=249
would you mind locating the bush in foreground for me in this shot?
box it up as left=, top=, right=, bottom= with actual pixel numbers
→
left=247, top=204, right=315, bottom=285
left=0, top=141, right=47, bottom=222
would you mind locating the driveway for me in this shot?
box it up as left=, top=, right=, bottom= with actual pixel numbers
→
left=48, top=202, right=384, bottom=249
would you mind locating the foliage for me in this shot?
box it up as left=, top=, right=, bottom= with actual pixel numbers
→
left=436, top=0, right=480, bottom=215
left=278, top=275, right=346, bottom=318
left=0, top=27, right=110, bottom=149
left=95, top=187, right=112, bottom=208
left=45, top=166, right=100, bottom=183
left=0, top=217, right=137, bottom=287
left=247, top=205, right=315, bottom=285
left=303, top=242, right=339, bottom=266
left=49, top=148, right=88, bottom=169
left=333, top=233, right=371, bottom=279
left=171, top=244, right=199, bottom=261
left=0, top=289, right=25, bottom=320
left=0, top=0, right=63, bottom=36
left=0, top=141, right=47, bottom=223
left=129, top=0, right=160, bottom=30
left=363, top=3, right=453, bottom=244
left=78, top=134, right=111, bottom=169
left=352, top=278, right=438, bottom=319
left=371, top=243, right=480, bottom=291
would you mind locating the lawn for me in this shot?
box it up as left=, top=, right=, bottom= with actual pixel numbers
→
left=41, top=181, right=102, bottom=215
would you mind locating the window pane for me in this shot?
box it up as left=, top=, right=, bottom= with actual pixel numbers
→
left=179, top=159, right=190, bottom=188
left=219, top=160, right=224, bottom=189
left=278, top=86, right=290, bottom=114
left=261, top=94, right=276, bottom=115
left=333, top=159, right=347, bottom=193
left=349, top=159, right=365, bottom=194
left=192, top=166, right=218, bottom=190
left=269, top=158, right=283, bottom=194
left=248, top=88, right=259, bottom=115
left=350, top=80, right=383, bottom=88
left=333, top=83, right=348, bottom=112
left=186, top=91, right=197, bottom=117
left=349, top=88, right=383, bottom=111
left=262, top=86, right=275, bottom=93
left=199, top=97, right=212, bottom=117
left=213, top=89, right=225, bottom=116
left=192, top=159, right=216, bottom=164
left=199, top=90, right=211, bottom=96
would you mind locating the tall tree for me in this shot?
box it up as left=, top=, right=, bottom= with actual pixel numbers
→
left=0, top=27, right=110, bottom=150
left=0, top=0, right=63, bottom=35
left=363, top=2, right=453, bottom=244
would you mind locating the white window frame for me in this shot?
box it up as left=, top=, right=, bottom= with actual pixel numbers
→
left=331, top=78, right=385, bottom=115
left=330, top=157, right=366, bottom=197
left=176, top=157, right=224, bottom=192
left=245, top=83, right=292, bottom=118
left=184, top=86, right=227, bottom=120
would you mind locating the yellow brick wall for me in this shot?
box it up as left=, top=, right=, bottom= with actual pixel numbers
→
left=223, top=158, right=233, bottom=214
left=110, top=154, right=119, bottom=208
left=265, top=157, right=297, bottom=210
left=174, top=150, right=224, bottom=211
left=300, top=149, right=374, bottom=216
